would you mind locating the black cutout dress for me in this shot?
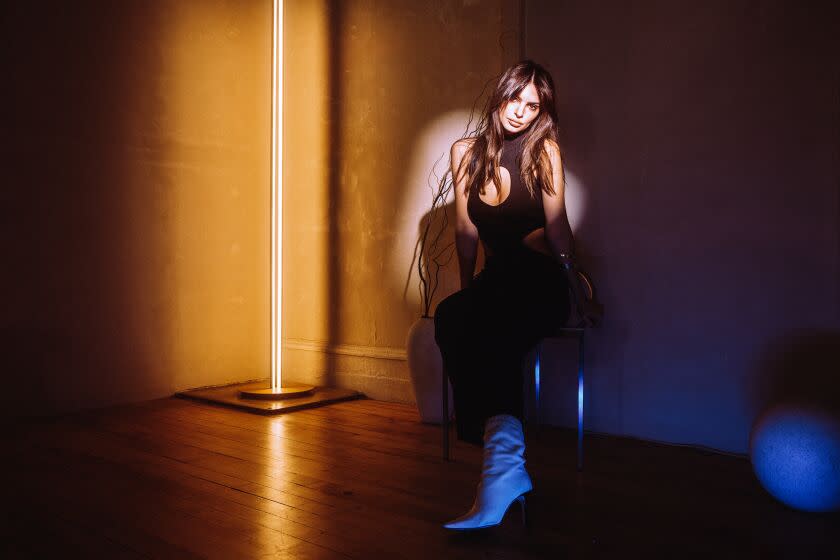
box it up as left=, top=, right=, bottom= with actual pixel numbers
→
left=434, top=131, right=573, bottom=444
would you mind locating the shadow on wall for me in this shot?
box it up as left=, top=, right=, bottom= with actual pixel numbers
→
left=2, top=0, right=271, bottom=416
left=1, top=2, right=171, bottom=415
left=323, top=0, right=343, bottom=390
left=750, top=329, right=840, bottom=416
left=395, top=109, right=479, bottom=318
left=412, top=201, right=469, bottom=319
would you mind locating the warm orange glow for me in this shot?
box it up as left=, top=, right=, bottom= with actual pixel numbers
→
left=278, top=1, right=520, bottom=403
left=163, top=1, right=270, bottom=392
left=271, top=0, right=283, bottom=389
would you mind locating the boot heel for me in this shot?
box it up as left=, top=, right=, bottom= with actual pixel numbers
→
left=516, top=494, right=529, bottom=527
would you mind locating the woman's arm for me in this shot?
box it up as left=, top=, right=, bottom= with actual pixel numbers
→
left=451, top=139, right=479, bottom=290
left=541, top=140, right=598, bottom=326
left=540, top=140, right=574, bottom=261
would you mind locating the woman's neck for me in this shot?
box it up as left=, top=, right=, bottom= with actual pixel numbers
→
left=503, top=128, right=528, bottom=142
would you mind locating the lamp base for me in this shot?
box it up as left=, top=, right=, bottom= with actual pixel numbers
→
left=176, top=381, right=363, bottom=415
left=240, top=385, right=315, bottom=400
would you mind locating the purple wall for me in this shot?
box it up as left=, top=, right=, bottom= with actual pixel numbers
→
left=527, top=0, right=840, bottom=452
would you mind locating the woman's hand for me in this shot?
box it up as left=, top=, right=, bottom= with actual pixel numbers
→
left=563, top=266, right=603, bottom=328
left=575, top=298, right=604, bottom=328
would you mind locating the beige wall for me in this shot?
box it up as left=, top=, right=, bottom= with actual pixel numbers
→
left=282, top=0, right=520, bottom=401
left=3, top=0, right=520, bottom=415
left=3, top=0, right=271, bottom=415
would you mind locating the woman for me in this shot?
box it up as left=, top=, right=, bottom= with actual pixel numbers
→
left=434, top=60, right=600, bottom=530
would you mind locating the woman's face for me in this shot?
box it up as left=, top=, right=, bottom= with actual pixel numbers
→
left=499, top=81, right=541, bottom=134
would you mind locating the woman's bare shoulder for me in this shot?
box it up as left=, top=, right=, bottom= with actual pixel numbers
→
left=542, top=138, right=561, bottom=159
left=451, top=136, right=477, bottom=155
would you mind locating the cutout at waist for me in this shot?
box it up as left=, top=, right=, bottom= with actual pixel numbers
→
left=482, top=227, right=552, bottom=258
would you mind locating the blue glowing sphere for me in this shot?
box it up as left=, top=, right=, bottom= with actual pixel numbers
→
left=750, top=405, right=840, bottom=512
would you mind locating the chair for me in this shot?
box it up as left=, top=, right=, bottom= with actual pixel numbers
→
left=441, top=268, right=597, bottom=472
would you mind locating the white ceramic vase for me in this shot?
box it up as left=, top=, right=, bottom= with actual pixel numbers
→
left=406, top=316, right=454, bottom=424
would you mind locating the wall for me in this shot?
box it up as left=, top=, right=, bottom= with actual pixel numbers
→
left=1, top=0, right=521, bottom=415
left=282, top=0, right=520, bottom=400
left=7, top=0, right=821, bottom=455
left=525, top=0, right=840, bottom=452
left=2, top=0, right=272, bottom=416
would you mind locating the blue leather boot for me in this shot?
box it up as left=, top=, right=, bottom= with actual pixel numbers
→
left=444, top=414, right=532, bottom=530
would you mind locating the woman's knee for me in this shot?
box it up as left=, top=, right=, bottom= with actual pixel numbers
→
left=434, top=290, right=470, bottom=345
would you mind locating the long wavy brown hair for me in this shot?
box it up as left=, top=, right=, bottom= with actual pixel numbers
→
left=455, top=60, right=563, bottom=199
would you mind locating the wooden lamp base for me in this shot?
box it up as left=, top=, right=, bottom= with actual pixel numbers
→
left=239, top=385, right=315, bottom=400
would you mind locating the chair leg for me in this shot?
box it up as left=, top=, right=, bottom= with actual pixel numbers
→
left=534, top=341, right=541, bottom=436
left=577, top=331, right=584, bottom=472
left=442, top=364, right=450, bottom=461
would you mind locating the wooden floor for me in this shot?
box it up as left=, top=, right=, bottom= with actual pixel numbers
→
left=4, top=398, right=836, bottom=559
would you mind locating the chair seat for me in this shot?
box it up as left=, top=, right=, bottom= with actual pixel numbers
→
left=551, top=326, right=585, bottom=334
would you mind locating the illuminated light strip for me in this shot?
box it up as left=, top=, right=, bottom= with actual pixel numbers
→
left=578, top=334, right=584, bottom=470
left=271, top=0, right=283, bottom=389
left=578, top=370, right=583, bottom=433
left=534, top=345, right=541, bottom=420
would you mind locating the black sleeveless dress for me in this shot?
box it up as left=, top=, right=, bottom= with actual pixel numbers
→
left=434, top=131, right=574, bottom=445
left=467, top=129, right=573, bottom=257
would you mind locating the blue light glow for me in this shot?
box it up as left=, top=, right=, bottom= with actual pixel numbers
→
left=750, top=405, right=840, bottom=512
left=577, top=372, right=583, bottom=432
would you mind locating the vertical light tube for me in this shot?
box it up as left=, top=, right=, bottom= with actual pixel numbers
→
left=534, top=344, right=541, bottom=422
left=271, top=0, right=283, bottom=389
left=243, top=0, right=312, bottom=401
left=577, top=334, right=584, bottom=471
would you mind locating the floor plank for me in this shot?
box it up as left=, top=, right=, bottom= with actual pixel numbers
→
left=6, top=397, right=837, bottom=559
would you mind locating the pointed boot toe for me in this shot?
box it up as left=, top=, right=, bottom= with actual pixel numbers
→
left=443, top=493, right=529, bottom=531
left=443, top=414, right=533, bottom=531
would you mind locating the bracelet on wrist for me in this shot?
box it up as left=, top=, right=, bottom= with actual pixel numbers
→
left=558, top=252, right=575, bottom=269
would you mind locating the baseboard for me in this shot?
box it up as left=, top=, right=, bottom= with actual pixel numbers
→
left=283, top=341, right=413, bottom=404
left=284, top=338, right=407, bottom=361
